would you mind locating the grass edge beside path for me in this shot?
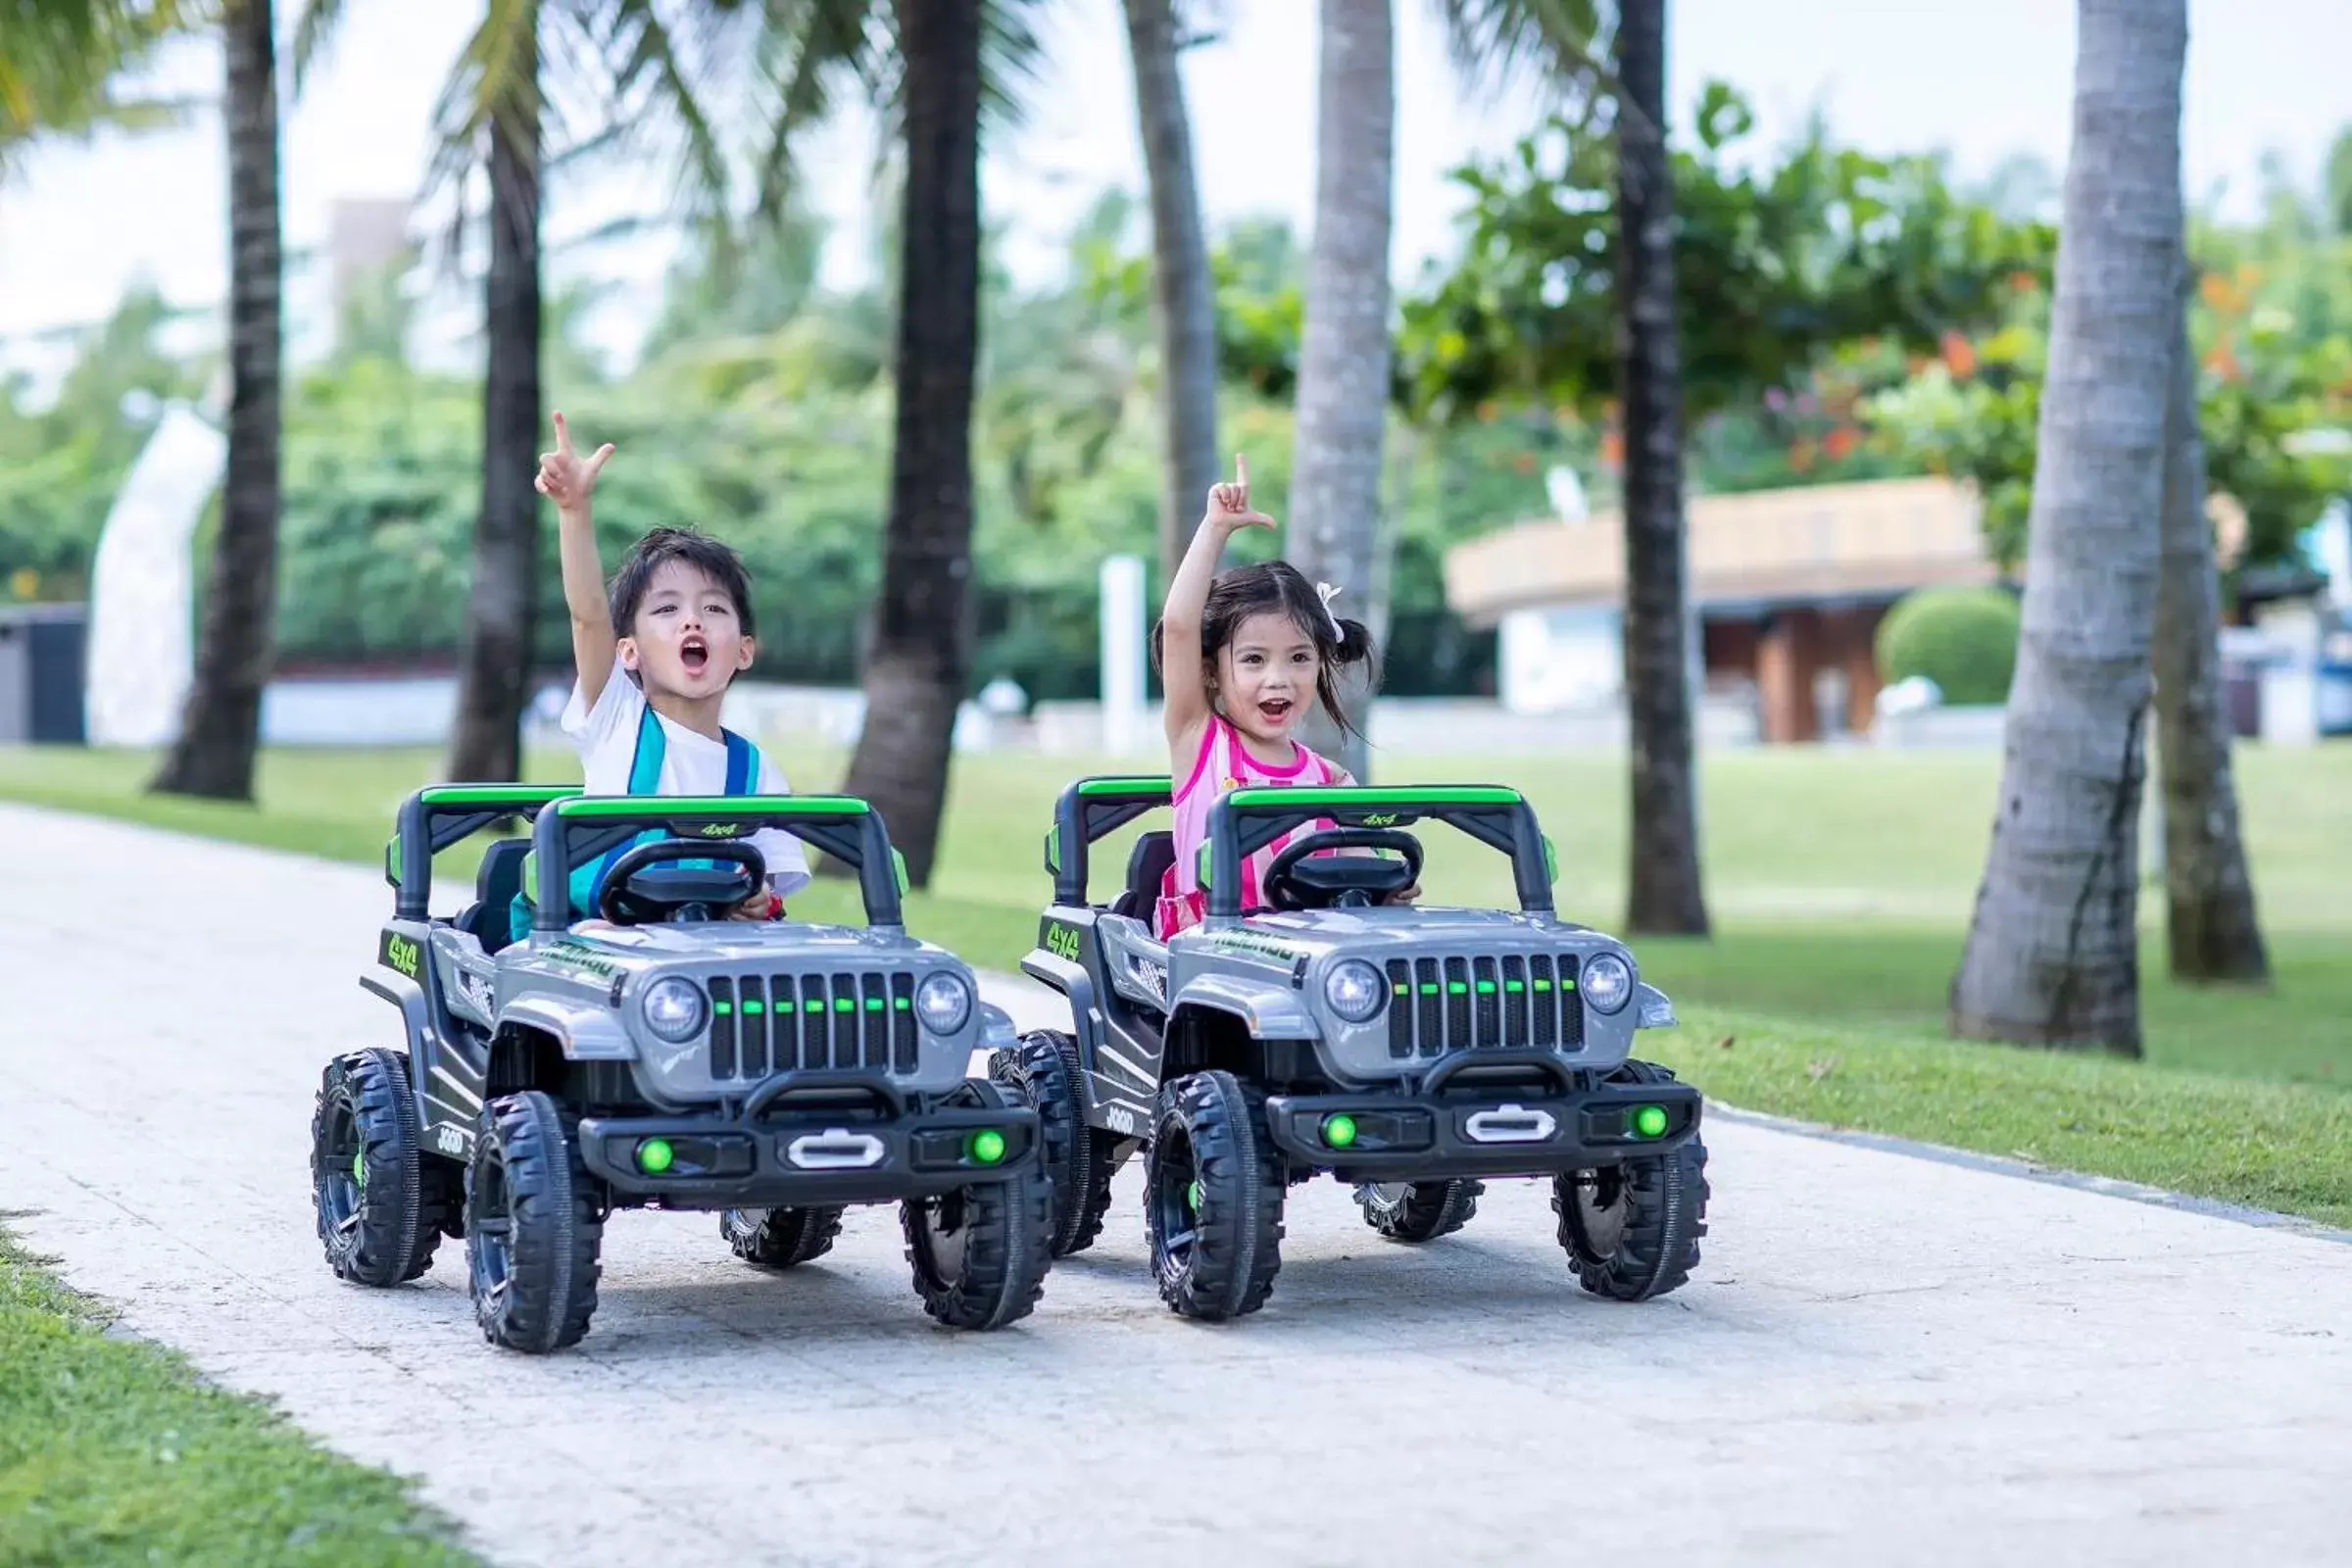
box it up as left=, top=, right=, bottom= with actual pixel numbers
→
left=1647, top=1004, right=2352, bottom=1234
left=6, top=782, right=2348, bottom=1235
left=0, top=1223, right=483, bottom=1568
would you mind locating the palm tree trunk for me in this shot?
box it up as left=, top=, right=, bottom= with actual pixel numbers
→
left=1948, top=0, right=2186, bottom=1054
left=1123, top=0, right=1220, bottom=584
left=447, top=12, right=542, bottom=784
left=2153, top=269, right=2268, bottom=982
left=839, top=0, right=983, bottom=885
left=1613, top=0, right=1707, bottom=935
left=151, top=0, right=280, bottom=802
left=1286, top=0, right=1392, bottom=783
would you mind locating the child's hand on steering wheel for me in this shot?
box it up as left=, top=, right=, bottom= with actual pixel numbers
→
left=727, top=891, right=783, bottom=921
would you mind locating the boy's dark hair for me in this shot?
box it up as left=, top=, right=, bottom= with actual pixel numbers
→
left=609, top=525, right=758, bottom=639
left=1150, top=560, right=1382, bottom=740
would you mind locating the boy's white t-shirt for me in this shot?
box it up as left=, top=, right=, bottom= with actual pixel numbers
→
left=562, top=655, right=812, bottom=901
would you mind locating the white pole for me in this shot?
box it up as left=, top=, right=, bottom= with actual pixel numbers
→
left=1101, top=554, right=1147, bottom=759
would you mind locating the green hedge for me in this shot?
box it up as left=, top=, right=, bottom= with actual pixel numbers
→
left=1874, top=586, right=2020, bottom=705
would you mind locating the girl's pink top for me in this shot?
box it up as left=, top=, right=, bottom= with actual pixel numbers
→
left=1155, top=713, right=1345, bottom=939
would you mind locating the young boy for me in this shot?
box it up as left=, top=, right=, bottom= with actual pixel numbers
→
left=528, top=410, right=809, bottom=925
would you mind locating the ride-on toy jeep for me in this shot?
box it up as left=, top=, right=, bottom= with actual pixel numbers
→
left=994, top=777, right=1707, bottom=1321
left=311, top=785, right=1053, bottom=1351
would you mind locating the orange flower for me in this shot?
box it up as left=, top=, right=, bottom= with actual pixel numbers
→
left=1476, top=400, right=1500, bottom=422
left=2204, top=341, right=2242, bottom=382
left=1939, top=330, right=1978, bottom=378
left=1823, top=424, right=1859, bottom=461
left=1512, top=451, right=1539, bottom=475
left=2007, top=270, right=2038, bottom=293
left=1599, top=430, right=1625, bottom=469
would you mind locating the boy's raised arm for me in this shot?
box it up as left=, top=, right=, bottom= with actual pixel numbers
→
left=536, top=410, right=618, bottom=708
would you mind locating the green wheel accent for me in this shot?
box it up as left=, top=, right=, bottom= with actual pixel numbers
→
left=1187, top=1180, right=1202, bottom=1211
left=353, top=1149, right=365, bottom=1185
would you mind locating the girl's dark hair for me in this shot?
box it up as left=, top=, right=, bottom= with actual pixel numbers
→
left=609, top=525, right=758, bottom=639
left=1151, top=560, right=1382, bottom=739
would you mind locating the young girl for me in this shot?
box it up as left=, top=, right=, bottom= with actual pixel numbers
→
left=1151, top=454, right=1416, bottom=938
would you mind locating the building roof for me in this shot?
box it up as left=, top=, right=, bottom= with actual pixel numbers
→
left=1442, top=474, right=2248, bottom=626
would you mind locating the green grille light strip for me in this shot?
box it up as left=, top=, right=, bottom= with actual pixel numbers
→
left=1223, top=784, right=1525, bottom=810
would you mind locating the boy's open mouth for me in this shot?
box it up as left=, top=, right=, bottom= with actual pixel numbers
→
left=681, top=635, right=710, bottom=675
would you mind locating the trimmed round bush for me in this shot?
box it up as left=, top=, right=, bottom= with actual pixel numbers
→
left=1874, top=587, right=2021, bottom=706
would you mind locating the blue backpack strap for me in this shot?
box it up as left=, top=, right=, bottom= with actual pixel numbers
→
left=722, top=727, right=755, bottom=796
left=571, top=704, right=669, bottom=914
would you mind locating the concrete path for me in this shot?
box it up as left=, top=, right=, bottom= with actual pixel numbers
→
left=3, top=803, right=2349, bottom=1567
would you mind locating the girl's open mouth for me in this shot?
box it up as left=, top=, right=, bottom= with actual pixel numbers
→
left=1257, top=697, right=1294, bottom=723
left=681, top=636, right=710, bottom=675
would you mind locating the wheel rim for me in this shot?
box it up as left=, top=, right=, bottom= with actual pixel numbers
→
left=1358, top=1183, right=1410, bottom=1219
left=913, top=1191, right=971, bottom=1284
left=470, top=1142, right=514, bottom=1307
left=1569, top=1166, right=1631, bottom=1258
left=1149, top=1125, right=1201, bottom=1271
left=318, top=1092, right=363, bottom=1242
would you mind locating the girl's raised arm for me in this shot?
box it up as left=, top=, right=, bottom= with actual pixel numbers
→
left=1161, top=454, right=1275, bottom=749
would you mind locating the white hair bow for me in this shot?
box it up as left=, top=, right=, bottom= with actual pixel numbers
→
left=1315, top=580, right=1345, bottom=641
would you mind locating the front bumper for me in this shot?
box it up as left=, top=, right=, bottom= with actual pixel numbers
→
left=1262, top=1053, right=1701, bottom=1180
left=576, top=1069, right=1040, bottom=1207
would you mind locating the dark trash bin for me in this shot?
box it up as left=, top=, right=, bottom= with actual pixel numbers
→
left=0, top=603, right=88, bottom=744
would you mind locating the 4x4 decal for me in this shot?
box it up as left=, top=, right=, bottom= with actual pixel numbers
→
left=380, top=930, right=421, bottom=978
left=1042, top=920, right=1085, bottom=963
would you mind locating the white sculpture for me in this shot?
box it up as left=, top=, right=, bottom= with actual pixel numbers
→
left=1545, top=464, right=1588, bottom=524
left=84, top=399, right=225, bottom=748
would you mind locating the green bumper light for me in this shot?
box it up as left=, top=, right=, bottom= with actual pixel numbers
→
left=968, top=1128, right=1007, bottom=1165
left=1321, top=1113, right=1358, bottom=1150
left=636, top=1137, right=675, bottom=1174
left=1632, top=1104, right=1669, bottom=1140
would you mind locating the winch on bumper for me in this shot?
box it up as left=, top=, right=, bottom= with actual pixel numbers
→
left=574, top=1069, right=1041, bottom=1207
left=1260, top=1050, right=1701, bottom=1179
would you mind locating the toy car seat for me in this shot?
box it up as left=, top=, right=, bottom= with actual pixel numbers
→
left=455, top=838, right=533, bottom=954
left=1109, top=831, right=1175, bottom=922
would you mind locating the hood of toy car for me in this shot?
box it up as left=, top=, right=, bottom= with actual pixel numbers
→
left=546, top=919, right=937, bottom=962
left=1186, top=905, right=1619, bottom=958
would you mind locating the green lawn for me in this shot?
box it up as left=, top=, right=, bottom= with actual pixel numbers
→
left=4, top=737, right=2351, bottom=1228
left=0, top=1226, right=478, bottom=1567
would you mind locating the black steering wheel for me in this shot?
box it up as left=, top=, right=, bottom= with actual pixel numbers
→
left=1261, top=827, right=1422, bottom=911
left=595, top=838, right=764, bottom=926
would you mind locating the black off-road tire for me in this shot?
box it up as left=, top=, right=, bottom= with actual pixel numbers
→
left=1552, top=1060, right=1709, bottom=1301
left=1353, top=1179, right=1485, bottom=1244
left=312, top=1048, right=441, bottom=1286
left=720, top=1206, right=845, bottom=1268
left=901, top=1166, right=1054, bottom=1331
left=1146, top=1070, right=1287, bottom=1322
left=991, top=1029, right=1119, bottom=1256
left=466, top=1091, right=605, bottom=1353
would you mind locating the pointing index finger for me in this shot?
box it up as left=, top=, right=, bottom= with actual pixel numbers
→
left=553, top=410, right=572, bottom=455
left=1234, top=452, right=1249, bottom=491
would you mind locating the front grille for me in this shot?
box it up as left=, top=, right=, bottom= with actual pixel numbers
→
left=707, top=971, right=920, bottom=1081
left=1382, top=954, right=1582, bottom=1058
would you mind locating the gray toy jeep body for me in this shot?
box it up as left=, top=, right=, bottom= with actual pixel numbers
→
left=999, top=776, right=1709, bottom=1320
left=312, top=785, right=1051, bottom=1349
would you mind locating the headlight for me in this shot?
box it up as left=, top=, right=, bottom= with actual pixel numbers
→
left=640, top=977, right=708, bottom=1042
left=1581, top=953, right=1632, bottom=1014
left=915, top=971, right=973, bottom=1035
left=1323, top=959, right=1387, bottom=1024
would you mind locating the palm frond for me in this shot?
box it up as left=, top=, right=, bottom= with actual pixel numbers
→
left=1427, top=0, right=1617, bottom=112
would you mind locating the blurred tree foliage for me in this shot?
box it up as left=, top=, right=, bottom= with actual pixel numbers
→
left=8, top=102, right=2349, bottom=693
